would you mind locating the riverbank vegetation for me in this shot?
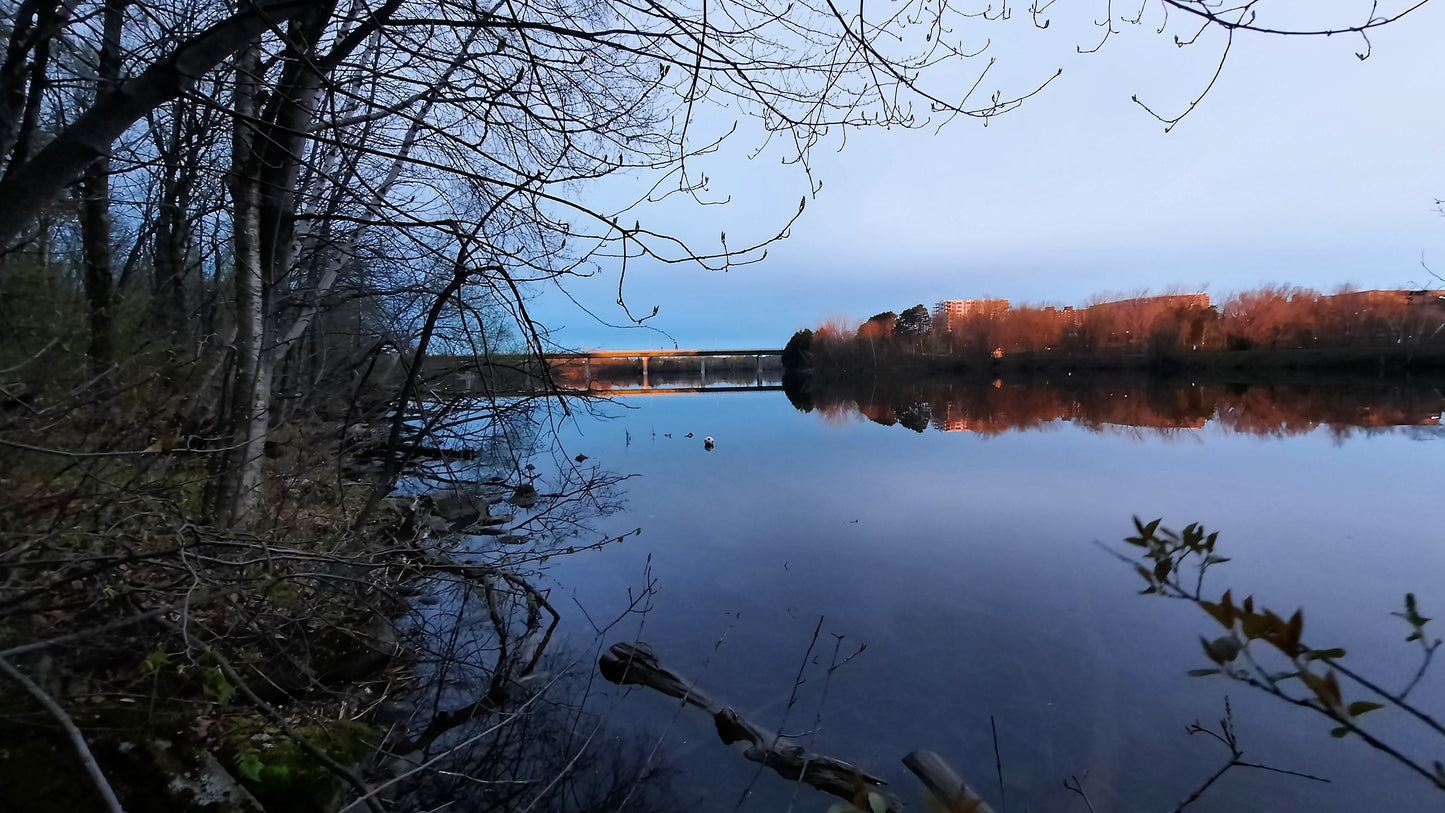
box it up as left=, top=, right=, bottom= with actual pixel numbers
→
left=785, top=287, right=1445, bottom=380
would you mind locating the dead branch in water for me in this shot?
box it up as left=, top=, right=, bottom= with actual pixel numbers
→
left=600, top=641, right=900, bottom=810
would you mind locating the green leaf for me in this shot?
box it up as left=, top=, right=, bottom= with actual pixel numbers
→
left=868, top=792, right=887, bottom=813
left=1187, top=668, right=1222, bottom=677
left=1330, top=726, right=1351, bottom=738
left=142, top=650, right=171, bottom=675
left=234, top=750, right=265, bottom=783
left=202, top=667, right=236, bottom=706
left=1348, top=701, right=1385, bottom=717
left=1303, top=648, right=1347, bottom=661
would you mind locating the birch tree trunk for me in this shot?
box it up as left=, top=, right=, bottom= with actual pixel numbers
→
left=213, top=41, right=267, bottom=528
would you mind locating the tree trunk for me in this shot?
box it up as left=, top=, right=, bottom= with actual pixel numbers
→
left=0, top=0, right=318, bottom=241
left=151, top=100, right=194, bottom=341
left=79, top=162, right=113, bottom=373
left=78, top=0, right=125, bottom=374
left=213, top=42, right=268, bottom=528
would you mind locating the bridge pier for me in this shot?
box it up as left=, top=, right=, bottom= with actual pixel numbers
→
left=538, top=348, right=782, bottom=391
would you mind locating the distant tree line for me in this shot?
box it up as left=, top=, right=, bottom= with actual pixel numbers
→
left=785, top=286, right=1445, bottom=372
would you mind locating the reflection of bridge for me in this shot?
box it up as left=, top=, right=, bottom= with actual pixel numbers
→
left=547, top=349, right=783, bottom=390
left=581, top=384, right=785, bottom=396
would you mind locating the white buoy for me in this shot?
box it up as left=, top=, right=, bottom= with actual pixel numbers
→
left=703, top=436, right=715, bottom=451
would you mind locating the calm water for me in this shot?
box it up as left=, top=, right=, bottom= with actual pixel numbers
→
left=418, top=381, right=1445, bottom=812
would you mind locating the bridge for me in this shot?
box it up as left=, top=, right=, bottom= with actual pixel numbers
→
left=423, top=348, right=785, bottom=393
left=545, top=348, right=784, bottom=390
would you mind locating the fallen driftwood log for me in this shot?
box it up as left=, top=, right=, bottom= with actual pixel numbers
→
left=902, top=750, right=998, bottom=813
left=600, top=642, right=899, bottom=811
left=599, top=642, right=1001, bottom=813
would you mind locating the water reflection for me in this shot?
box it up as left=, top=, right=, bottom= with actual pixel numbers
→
left=386, top=397, right=680, bottom=811
left=392, top=386, right=1445, bottom=812
left=549, top=355, right=785, bottom=393
left=530, top=386, right=1445, bottom=812
left=784, top=374, right=1445, bottom=438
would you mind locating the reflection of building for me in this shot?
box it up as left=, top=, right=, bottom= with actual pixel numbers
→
left=931, top=403, right=1013, bottom=434
left=933, top=299, right=1010, bottom=331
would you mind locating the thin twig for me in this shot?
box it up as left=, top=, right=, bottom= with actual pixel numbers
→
left=992, top=715, right=1007, bottom=813
left=1063, top=773, right=1095, bottom=813
left=0, top=656, right=126, bottom=813
left=0, top=607, right=168, bottom=659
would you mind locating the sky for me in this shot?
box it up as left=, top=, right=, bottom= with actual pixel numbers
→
left=524, top=1, right=1445, bottom=350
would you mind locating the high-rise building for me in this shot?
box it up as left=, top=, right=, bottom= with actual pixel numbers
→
left=933, top=299, right=1010, bottom=331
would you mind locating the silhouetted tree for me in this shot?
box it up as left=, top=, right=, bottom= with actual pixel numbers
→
left=782, top=328, right=815, bottom=371
left=896, top=305, right=932, bottom=344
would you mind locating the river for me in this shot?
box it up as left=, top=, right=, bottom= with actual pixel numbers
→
left=410, top=378, right=1445, bottom=812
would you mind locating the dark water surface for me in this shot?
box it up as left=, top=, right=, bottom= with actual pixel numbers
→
left=435, top=381, right=1445, bottom=812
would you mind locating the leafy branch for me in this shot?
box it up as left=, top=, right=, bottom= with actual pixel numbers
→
left=1120, top=517, right=1445, bottom=792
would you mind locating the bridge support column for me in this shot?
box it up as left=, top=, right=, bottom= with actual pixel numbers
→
left=699, top=357, right=706, bottom=388
left=641, top=356, right=649, bottom=388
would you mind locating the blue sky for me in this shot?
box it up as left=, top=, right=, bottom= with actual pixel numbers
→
left=526, top=2, right=1445, bottom=350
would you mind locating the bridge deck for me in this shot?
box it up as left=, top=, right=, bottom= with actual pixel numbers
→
left=547, top=349, right=782, bottom=359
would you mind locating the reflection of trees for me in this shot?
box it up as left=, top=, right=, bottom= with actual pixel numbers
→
left=1214, top=384, right=1442, bottom=437
left=387, top=577, right=678, bottom=813
left=793, top=375, right=1445, bottom=438
left=375, top=398, right=675, bottom=811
